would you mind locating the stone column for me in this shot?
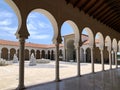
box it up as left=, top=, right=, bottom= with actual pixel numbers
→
left=0, top=50, right=2, bottom=59
left=17, top=38, right=25, bottom=89
left=90, top=47, right=94, bottom=73
left=29, top=52, right=31, bottom=60
left=111, top=51, right=114, bottom=65
left=48, top=52, right=50, bottom=60
left=40, top=52, right=41, bottom=59
left=84, top=50, right=86, bottom=62
left=100, top=49, right=104, bottom=71
left=65, top=48, right=68, bottom=62
left=75, top=45, right=80, bottom=76
left=80, top=47, right=83, bottom=62
left=35, top=51, right=37, bottom=59
left=114, top=50, right=118, bottom=68
left=63, top=48, right=66, bottom=61
left=34, top=52, right=36, bottom=59
left=55, top=42, right=60, bottom=81
left=108, top=51, right=112, bottom=69
left=8, top=49, right=10, bottom=60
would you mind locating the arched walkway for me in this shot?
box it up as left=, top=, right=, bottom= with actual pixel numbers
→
left=10, top=48, right=16, bottom=60
left=25, top=49, right=29, bottom=60
left=1, top=48, right=8, bottom=60
left=36, top=50, right=40, bottom=59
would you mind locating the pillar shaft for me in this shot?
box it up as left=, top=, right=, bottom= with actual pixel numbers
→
left=84, top=51, right=86, bottom=62
left=55, top=42, right=60, bottom=81
left=90, top=47, right=94, bottom=73
left=0, top=52, right=1, bottom=59
left=76, top=46, right=80, bottom=76
left=109, top=51, right=112, bottom=69
left=17, top=38, right=25, bottom=90
left=8, top=50, right=10, bottom=60
left=114, top=51, right=118, bottom=68
left=80, top=47, right=83, bottom=62
left=100, top=50, right=104, bottom=71
left=112, top=51, right=114, bottom=64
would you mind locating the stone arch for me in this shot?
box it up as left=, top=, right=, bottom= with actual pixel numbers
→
left=112, top=38, right=117, bottom=51
left=59, top=49, right=63, bottom=56
left=61, top=20, right=80, bottom=46
left=112, top=38, right=117, bottom=65
left=17, top=49, right=19, bottom=59
left=86, top=48, right=91, bottom=62
left=51, top=50, right=54, bottom=60
left=80, top=48, right=84, bottom=62
left=104, top=36, right=111, bottom=64
left=10, top=48, right=16, bottom=60
left=25, top=49, right=29, bottom=60
left=118, top=40, right=120, bottom=52
left=5, top=0, right=21, bottom=36
left=81, top=27, right=94, bottom=47
left=95, top=32, right=104, bottom=50
left=31, top=49, right=35, bottom=57
left=41, top=50, right=45, bottom=58
left=105, top=36, right=111, bottom=51
left=66, top=40, right=75, bottom=61
left=47, top=50, right=50, bottom=59
left=27, top=9, right=58, bottom=44
left=36, top=50, right=40, bottom=59
left=95, top=32, right=104, bottom=66
left=1, top=47, right=8, bottom=60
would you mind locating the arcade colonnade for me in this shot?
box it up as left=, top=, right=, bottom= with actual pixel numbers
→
left=5, top=0, right=120, bottom=89
left=0, top=41, right=64, bottom=61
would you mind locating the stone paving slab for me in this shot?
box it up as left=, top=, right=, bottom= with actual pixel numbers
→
left=0, top=61, right=118, bottom=90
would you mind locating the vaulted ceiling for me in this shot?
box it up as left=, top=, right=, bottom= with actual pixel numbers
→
left=65, top=0, right=120, bottom=33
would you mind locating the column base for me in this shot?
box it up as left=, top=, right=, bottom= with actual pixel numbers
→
left=102, top=70, right=105, bottom=72
left=77, top=75, right=81, bottom=77
left=55, top=79, right=61, bottom=82
left=92, top=71, right=95, bottom=74
left=16, top=85, right=25, bottom=90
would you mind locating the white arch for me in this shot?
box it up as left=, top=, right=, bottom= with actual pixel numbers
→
left=29, top=9, right=58, bottom=44
left=82, top=27, right=94, bottom=47
left=105, top=36, right=111, bottom=51
left=5, top=0, right=21, bottom=34
left=65, top=20, right=80, bottom=45
left=95, top=32, right=104, bottom=50
left=118, top=40, right=120, bottom=52
left=112, top=38, right=117, bottom=51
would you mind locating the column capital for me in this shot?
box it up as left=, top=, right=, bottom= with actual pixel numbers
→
left=53, top=36, right=62, bottom=45
left=16, top=30, right=30, bottom=40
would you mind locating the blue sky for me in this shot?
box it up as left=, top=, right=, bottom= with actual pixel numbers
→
left=0, top=0, right=89, bottom=44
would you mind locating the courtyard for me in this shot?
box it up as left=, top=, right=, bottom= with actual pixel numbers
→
left=0, top=61, right=118, bottom=90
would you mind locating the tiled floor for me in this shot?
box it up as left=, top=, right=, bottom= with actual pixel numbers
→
left=26, top=69, right=120, bottom=90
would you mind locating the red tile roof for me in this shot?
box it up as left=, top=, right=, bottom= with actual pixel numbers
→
left=0, top=39, right=63, bottom=48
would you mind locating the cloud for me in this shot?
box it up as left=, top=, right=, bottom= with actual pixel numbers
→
left=27, top=23, right=37, bottom=30
left=30, top=34, right=50, bottom=39
left=0, top=26, right=17, bottom=35
left=0, top=19, right=12, bottom=26
left=38, top=21, right=52, bottom=29
left=28, top=14, right=37, bottom=18
left=0, top=26, right=17, bottom=31
left=0, top=11, right=13, bottom=18
left=29, top=30, right=38, bottom=35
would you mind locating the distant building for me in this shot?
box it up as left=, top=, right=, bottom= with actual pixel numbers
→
left=0, top=34, right=109, bottom=63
